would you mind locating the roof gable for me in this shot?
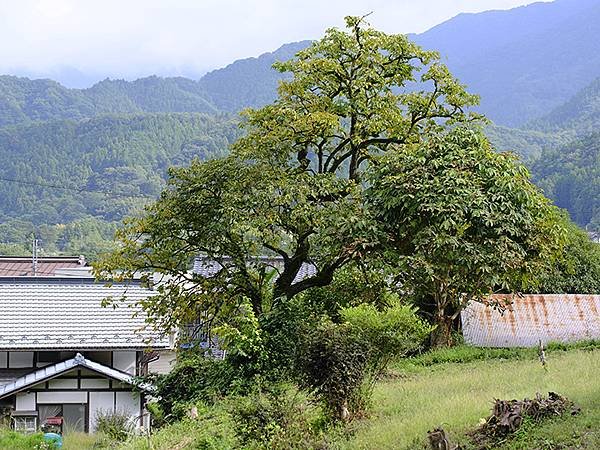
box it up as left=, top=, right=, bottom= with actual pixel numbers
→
left=0, top=353, right=153, bottom=400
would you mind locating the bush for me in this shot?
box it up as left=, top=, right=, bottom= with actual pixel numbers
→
left=144, top=351, right=238, bottom=422
left=297, top=300, right=431, bottom=420
left=94, top=409, right=134, bottom=441
left=227, top=386, right=329, bottom=450
left=297, top=319, right=369, bottom=421
left=0, top=429, right=46, bottom=450
left=342, top=299, right=432, bottom=379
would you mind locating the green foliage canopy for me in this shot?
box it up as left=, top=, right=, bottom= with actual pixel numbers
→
left=367, top=127, right=566, bottom=345
left=528, top=216, right=600, bottom=294
left=96, top=16, right=479, bottom=332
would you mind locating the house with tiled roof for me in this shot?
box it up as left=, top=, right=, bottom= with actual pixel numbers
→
left=0, top=276, right=173, bottom=433
left=0, top=255, right=86, bottom=277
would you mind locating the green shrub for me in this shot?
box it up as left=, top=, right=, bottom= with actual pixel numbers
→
left=342, top=299, right=432, bottom=377
left=297, top=319, right=369, bottom=421
left=227, top=386, right=329, bottom=450
left=0, top=429, right=46, bottom=450
left=94, top=409, right=134, bottom=441
left=144, top=351, right=238, bottom=422
left=298, top=300, right=431, bottom=420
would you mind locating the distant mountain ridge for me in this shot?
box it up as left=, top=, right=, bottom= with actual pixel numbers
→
left=528, top=76, right=600, bottom=136
left=0, top=41, right=310, bottom=128
left=411, top=0, right=600, bottom=126
left=2, top=0, right=599, bottom=127
left=0, top=0, right=600, bottom=240
left=198, top=41, right=310, bottom=112
left=0, top=75, right=216, bottom=127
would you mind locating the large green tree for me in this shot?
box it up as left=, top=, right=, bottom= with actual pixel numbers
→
left=527, top=215, right=600, bottom=295
left=96, top=16, right=480, bottom=332
left=367, top=127, right=565, bottom=346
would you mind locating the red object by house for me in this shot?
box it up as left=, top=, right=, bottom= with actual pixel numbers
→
left=45, top=417, right=63, bottom=425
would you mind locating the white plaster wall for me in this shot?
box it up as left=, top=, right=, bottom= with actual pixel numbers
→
left=80, top=379, right=110, bottom=389
left=37, top=391, right=87, bottom=404
left=113, top=351, right=136, bottom=374
left=48, top=379, right=78, bottom=389
left=16, top=392, right=36, bottom=410
left=148, top=350, right=176, bottom=374
left=89, top=392, right=115, bottom=431
left=116, top=391, right=140, bottom=426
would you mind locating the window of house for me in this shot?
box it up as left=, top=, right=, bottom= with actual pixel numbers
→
left=38, top=352, right=61, bottom=364
left=13, top=416, right=37, bottom=432
left=39, top=404, right=86, bottom=433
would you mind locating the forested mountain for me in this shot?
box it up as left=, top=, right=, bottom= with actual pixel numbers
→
left=532, top=133, right=600, bottom=230
left=411, top=0, right=600, bottom=127
left=0, top=113, right=240, bottom=255
left=0, top=112, right=239, bottom=223
left=484, top=74, right=600, bottom=231
left=1, top=0, right=600, bottom=257
left=2, top=0, right=599, bottom=129
left=197, top=41, right=310, bottom=112
left=528, top=76, right=600, bottom=136
left=0, top=75, right=219, bottom=127
left=194, top=0, right=600, bottom=127
left=0, top=42, right=308, bottom=128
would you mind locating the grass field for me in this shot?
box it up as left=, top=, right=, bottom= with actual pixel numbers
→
left=340, top=347, right=600, bottom=449
left=2, top=345, right=598, bottom=449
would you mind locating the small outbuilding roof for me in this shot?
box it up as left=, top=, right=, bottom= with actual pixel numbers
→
left=462, top=294, right=600, bottom=347
left=0, top=353, right=152, bottom=400
left=0, top=256, right=86, bottom=277
left=0, top=277, right=170, bottom=350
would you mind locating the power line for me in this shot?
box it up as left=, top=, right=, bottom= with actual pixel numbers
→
left=0, top=176, right=155, bottom=200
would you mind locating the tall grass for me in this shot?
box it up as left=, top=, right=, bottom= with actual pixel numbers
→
left=340, top=348, right=600, bottom=449
left=62, top=432, right=102, bottom=450
left=0, top=429, right=45, bottom=450
left=117, top=415, right=238, bottom=450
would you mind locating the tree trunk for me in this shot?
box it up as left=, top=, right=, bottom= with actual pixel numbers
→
left=430, top=312, right=454, bottom=348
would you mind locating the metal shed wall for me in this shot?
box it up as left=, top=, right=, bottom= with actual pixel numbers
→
left=461, top=294, right=600, bottom=347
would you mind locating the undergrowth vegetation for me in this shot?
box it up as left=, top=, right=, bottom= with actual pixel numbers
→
left=111, top=342, right=600, bottom=450
left=0, top=430, right=45, bottom=450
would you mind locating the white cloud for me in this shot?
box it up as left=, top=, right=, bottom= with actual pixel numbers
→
left=0, top=0, right=550, bottom=85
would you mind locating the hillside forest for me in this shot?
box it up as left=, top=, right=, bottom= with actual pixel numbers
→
left=0, top=0, right=599, bottom=257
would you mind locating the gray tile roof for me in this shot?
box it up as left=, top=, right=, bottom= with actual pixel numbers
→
left=0, top=353, right=152, bottom=400
left=0, top=277, right=170, bottom=350
left=193, top=256, right=316, bottom=283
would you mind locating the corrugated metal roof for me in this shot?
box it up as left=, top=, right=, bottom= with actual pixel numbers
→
left=462, top=294, right=600, bottom=347
left=0, top=353, right=152, bottom=400
left=0, top=256, right=85, bottom=277
left=0, top=277, right=169, bottom=350
left=193, top=256, right=316, bottom=283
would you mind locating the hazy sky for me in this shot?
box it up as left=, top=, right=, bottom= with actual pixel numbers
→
left=0, top=0, right=550, bottom=85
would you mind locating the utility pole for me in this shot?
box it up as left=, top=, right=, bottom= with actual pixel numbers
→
left=32, top=236, right=39, bottom=276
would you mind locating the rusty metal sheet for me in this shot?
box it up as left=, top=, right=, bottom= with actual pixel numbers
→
left=461, top=294, right=600, bottom=347
left=0, top=257, right=82, bottom=276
